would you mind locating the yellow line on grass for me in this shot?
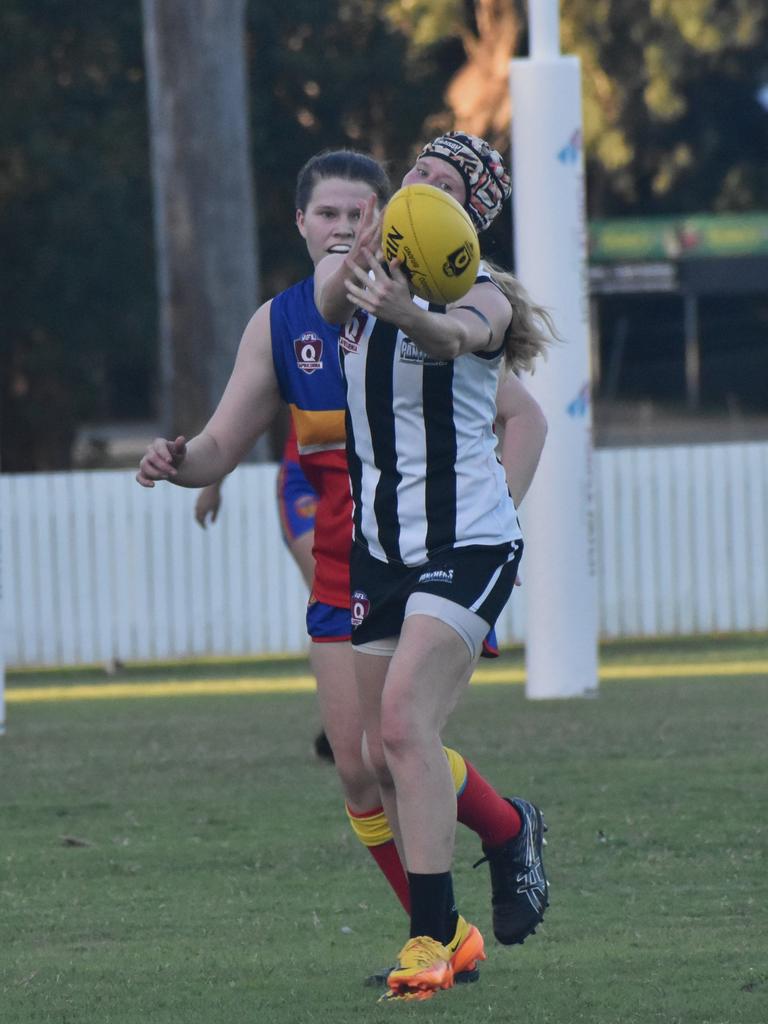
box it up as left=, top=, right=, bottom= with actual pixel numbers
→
left=5, top=659, right=767, bottom=703
left=474, top=660, right=768, bottom=685
left=6, top=676, right=319, bottom=703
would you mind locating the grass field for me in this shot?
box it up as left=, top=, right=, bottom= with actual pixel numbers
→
left=1, top=636, right=767, bottom=1023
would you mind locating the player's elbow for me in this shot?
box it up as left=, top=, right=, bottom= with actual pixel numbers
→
left=443, top=322, right=471, bottom=360
left=443, top=337, right=463, bottom=360
left=417, top=333, right=461, bottom=361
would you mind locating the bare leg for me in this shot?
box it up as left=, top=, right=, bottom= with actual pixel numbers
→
left=355, top=618, right=477, bottom=873
left=310, top=640, right=380, bottom=813
left=383, top=616, right=475, bottom=873
left=355, top=652, right=403, bottom=857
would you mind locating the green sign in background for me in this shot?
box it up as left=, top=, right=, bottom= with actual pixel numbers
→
left=589, top=212, right=768, bottom=262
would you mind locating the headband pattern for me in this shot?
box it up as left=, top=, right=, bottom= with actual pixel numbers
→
left=418, top=131, right=512, bottom=233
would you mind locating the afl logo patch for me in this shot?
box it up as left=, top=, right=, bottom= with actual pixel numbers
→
left=340, top=310, right=368, bottom=354
left=350, top=591, right=370, bottom=628
left=294, top=332, right=323, bottom=373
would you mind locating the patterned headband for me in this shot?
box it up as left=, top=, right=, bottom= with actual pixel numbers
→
left=417, top=131, right=512, bottom=233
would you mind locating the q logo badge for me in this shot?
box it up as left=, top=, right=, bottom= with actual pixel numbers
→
left=350, top=591, right=370, bottom=629
left=294, top=332, right=323, bottom=374
left=340, top=310, right=368, bottom=354
left=443, top=241, right=474, bottom=277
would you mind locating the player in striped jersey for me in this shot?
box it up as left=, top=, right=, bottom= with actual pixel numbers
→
left=137, top=147, right=547, bottom=990
left=315, top=132, right=554, bottom=1001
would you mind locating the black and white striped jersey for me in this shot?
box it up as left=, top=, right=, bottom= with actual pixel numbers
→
left=340, top=279, right=522, bottom=567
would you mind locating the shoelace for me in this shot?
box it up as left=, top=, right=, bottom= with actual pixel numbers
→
left=397, top=937, right=446, bottom=968
left=472, top=846, right=518, bottom=870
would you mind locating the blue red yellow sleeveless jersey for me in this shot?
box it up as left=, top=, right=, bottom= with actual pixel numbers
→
left=270, top=277, right=351, bottom=608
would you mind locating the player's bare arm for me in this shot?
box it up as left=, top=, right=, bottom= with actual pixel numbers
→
left=136, top=302, right=281, bottom=489
left=496, top=372, right=548, bottom=507
left=345, top=250, right=512, bottom=361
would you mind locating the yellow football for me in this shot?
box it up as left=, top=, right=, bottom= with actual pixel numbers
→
left=380, top=184, right=480, bottom=304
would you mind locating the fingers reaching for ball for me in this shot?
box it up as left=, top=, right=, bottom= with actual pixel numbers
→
left=344, top=195, right=381, bottom=272
left=344, top=248, right=413, bottom=322
left=387, top=258, right=409, bottom=286
left=356, top=195, right=382, bottom=252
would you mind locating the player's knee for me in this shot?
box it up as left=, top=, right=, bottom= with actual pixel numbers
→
left=379, top=703, right=424, bottom=763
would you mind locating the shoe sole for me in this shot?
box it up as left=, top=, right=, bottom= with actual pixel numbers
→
left=379, top=986, right=444, bottom=1002
left=456, top=966, right=480, bottom=984
left=365, top=965, right=479, bottom=987
left=386, top=962, right=454, bottom=999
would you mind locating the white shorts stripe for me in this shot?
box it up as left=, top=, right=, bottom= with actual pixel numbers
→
left=468, top=545, right=519, bottom=613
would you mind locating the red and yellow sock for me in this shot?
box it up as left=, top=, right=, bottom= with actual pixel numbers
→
left=444, top=746, right=521, bottom=848
left=346, top=803, right=410, bottom=912
left=346, top=748, right=518, bottom=914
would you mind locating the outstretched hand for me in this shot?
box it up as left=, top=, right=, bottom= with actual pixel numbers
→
left=345, top=249, right=413, bottom=325
left=343, top=193, right=382, bottom=273
left=136, top=435, right=187, bottom=488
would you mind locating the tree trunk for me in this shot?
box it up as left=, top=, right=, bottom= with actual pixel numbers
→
left=445, top=0, right=522, bottom=149
left=142, top=0, right=266, bottom=453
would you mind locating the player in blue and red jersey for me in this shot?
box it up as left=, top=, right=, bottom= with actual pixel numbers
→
left=136, top=150, right=548, bottom=989
left=269, top=279, right=351, bottom=637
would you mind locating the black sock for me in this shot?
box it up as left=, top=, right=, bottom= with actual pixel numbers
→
left=407, top=871, right=459, bottom=945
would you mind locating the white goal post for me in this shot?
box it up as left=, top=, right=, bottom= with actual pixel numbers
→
left=510, top=1, right=599, bottom=698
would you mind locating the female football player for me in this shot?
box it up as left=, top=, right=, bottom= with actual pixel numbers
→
left=315, top=132, right=555, bottom=1001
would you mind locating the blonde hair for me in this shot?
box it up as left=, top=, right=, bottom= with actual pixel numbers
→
left=485, top=260, right=559, bottom=373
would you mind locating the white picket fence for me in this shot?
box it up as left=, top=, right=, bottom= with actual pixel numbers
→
left=1, top=466, right=309, bottom=668
left=2, top=440, right=768, bottom=668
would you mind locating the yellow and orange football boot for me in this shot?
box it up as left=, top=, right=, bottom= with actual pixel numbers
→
left=380, top=935, right=454, bottom=1002
left=446, top=915, right=486, bottom=976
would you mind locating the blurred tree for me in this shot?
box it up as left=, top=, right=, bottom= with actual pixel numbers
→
left=562, top=0, right=768, bottom=215
left=142, top=0, right=265, bottom=448
left=247, top=0, right=453, bottom=293
left=385, top=0, right=523, bottom=149
left=1, top=0, right=451, bottom=469
left=385, top=0, right=768, bottom=216
left=0, top=1, right=153, bottom=470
